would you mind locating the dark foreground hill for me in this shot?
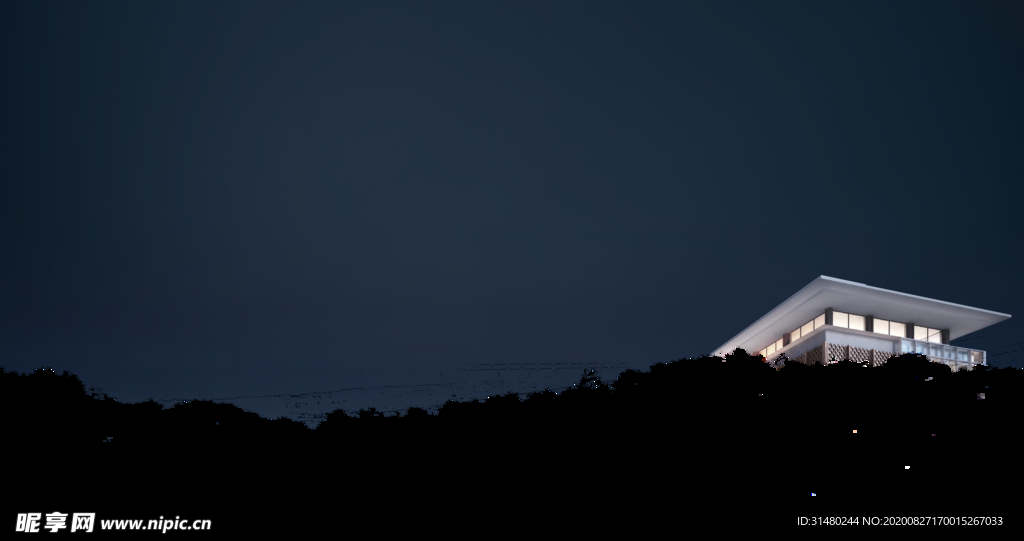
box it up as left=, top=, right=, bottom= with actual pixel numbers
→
left=4, top=351, right=1022, bottom=535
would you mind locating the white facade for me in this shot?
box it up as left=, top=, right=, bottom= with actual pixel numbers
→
left=713, top=276, right=1011, bottom=371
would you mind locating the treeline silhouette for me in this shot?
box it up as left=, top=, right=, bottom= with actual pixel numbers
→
left=5, top=350, right=1022, bottom=530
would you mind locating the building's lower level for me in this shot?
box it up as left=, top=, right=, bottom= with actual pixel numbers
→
left=767, top=326, right=985, bottom=372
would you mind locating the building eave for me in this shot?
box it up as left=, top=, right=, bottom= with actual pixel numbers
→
left=712, top=276, right=1012, bottom=357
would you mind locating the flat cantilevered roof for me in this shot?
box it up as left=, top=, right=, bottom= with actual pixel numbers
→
left=712, top=276, right=1012, bottom=357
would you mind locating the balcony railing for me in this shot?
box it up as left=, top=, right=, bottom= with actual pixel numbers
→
left=901, top=339, right=985, bottom=368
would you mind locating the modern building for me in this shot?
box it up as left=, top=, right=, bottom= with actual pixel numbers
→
left=712, top=276, right=1012, bottom=371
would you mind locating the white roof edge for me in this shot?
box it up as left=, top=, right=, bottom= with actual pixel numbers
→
left=821, top=275, right=1013, bottom=319
left=819, top=275, right=865, bottom=286
left=712, top=275, right=1012, bottom=356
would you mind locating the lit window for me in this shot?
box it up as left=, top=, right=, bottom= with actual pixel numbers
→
left=834, top=311, right=849, bottom=328
left=791, top=327, right=801, bottom=341
left=814, top=313, right=825, bottom=329
left=767, top=343, right=776, bottom=355
left=760, top=349, right=767, bottom=358
left=914, top=326, right=927, bottom=341
left=849, top=314, right=865, bottom=331
left=801, top=320, right=813, bottom=336
left=890, top=322, right=905, bottom=338
left=928, top=329, right=942, bottom=344
left=874, top=319, right=889, bottom=335
left=775, top=338, right=783, bottom=351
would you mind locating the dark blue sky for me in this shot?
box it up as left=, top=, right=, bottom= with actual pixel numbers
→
left=2, top=1, right=1022, bottom=410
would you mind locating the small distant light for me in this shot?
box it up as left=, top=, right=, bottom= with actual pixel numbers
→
left=905, top=466, right=910, bottom=469
left=811, top=493, right=816, bottom=496
left=852, top=430, right=857, bottom=433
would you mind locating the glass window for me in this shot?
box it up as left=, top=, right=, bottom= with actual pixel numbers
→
left=914, top=326, right=927, bottom=340
left=834, top=311, right=849, bottom=328
left=814, top=313, right=825, bottom=329
left=890, top=322, right=905, bottom=338
left=767, top=342, right=776, bottom=355
left=791, top=328, right=801, bottom=341
left=801, top=320, right=813, bottom=336
left=849, top=314, right=865, bottom=331
left=775, top=339, right=783, bottom=351
left=928, top=329, right=941, bottom=344
left=760, top=349, right=766, bottom=358
left=874, top=319, right=889, bottom=335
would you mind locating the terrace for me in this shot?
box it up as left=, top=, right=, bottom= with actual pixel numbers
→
left=901, top=339, right=985, bottom=371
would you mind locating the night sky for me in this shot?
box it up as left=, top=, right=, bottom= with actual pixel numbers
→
left=3, top=1, right=1022, bottom=420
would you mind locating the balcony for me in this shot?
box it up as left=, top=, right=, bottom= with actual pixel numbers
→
left=901, top=339, right=985, bottom=370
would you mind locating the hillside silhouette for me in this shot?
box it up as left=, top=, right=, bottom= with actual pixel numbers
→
left=4, top=350, right=1022, bottom=534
